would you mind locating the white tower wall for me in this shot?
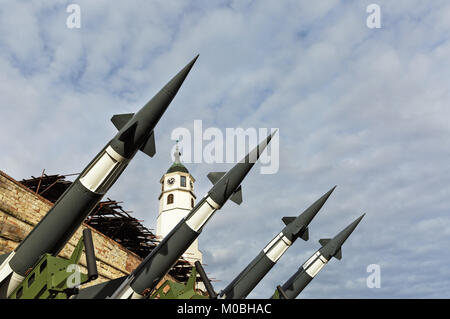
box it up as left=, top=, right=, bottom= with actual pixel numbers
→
left=157, top=171, right=203, bottom=264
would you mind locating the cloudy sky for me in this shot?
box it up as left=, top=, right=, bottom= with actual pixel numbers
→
left=1, top=0, right=450, bottom=298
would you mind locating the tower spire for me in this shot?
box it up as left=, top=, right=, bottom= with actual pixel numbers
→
left=167, top=140, right=189, bottom=174
left=174, top=140, right=181, bottom=163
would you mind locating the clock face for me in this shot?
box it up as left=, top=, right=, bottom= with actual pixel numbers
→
left=167, top=177, right=175, bottom=185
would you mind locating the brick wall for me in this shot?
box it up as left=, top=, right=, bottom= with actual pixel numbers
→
left=0, top=170, right=174, bottom=290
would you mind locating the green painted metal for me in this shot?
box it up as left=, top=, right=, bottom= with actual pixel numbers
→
left=149, top=266, right=208, bottom=299
left=9, top=236, right=90, bottom=299
left=272, top=288, right=281, bottom=299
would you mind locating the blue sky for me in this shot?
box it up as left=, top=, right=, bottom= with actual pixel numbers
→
left=1, top=0, right=450, bottom=298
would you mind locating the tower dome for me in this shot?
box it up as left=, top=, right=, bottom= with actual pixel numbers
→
left=166, top=142, right=189, bottom=174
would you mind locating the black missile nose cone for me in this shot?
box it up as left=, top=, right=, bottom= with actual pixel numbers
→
left=324, top=185, right=337, bottom=200
left=245, top=130, right=277, bottom=164
left=298, top=185, right=336, bottom=222
left=356, top=213, right=365, bottom=223
left=346, top=213, right=365, bottom=232
left=283, top=186, right=336, bottom=242
left=318, top=213, right=364, bottom=260
left=208, top=130, right=276, bottom=207
left=333, top=213, right=365, bottom=245
left=267, top=129, right=278, bottom=143
left=162, top=55, right=199, bottom=97
left=265, top=129, right=277, bottom=142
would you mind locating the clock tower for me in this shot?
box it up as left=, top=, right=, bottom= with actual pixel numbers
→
left=157, top=143, right=202, bottom=264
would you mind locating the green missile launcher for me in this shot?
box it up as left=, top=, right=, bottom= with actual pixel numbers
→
left=9, top=229, right=98, bottom=299
left=149, top=265, right=208, bottom=299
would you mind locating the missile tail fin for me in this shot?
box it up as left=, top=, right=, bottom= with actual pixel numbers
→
left=118, top=122, right=137, bottom=142
left=319, top=238, right=331, bottom=247
left=281, top=217, right=296, bottom=225
left=230, top=185, right=242, bottom=205
left=333, top=248, right=342, bottom=260
left=276, top=285, right=289, bottom=299
left=111, top=113, right=134, bottom=130
left=300, top=227, right=309, bottom=241
left=140, top=131, right=156, bottom=157
left=207, top=172, right=226, bottom=185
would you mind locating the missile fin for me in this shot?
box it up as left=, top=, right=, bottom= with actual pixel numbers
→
left=140, top=131, right=156, bottom=157
left=281, top=217, right=296, bottom=226
left=333, top=248, right=342, bottom=260
left=319, top=238, right=331, bottom=247
left=300, top=227, right=309, bottom=241
left=207, top=172, right=226, bottom=185
left=230, top=185, right=242, bottom=205
left=111, top=113, right=134, bottom=130
left=277, top=285, right=290, bottom=299
left=118, top=122, right=137, bottom=142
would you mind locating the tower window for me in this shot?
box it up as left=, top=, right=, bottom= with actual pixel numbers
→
left=180, top=176, right=186, bottom=187
left=191, top=198, right=194, bottom=208
left=167, top=194, right=174, bottom=204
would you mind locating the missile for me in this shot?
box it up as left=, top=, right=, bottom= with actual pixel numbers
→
left=0, top=56, right=199, bottom=298
left=218, top=187, right=336, bottom=299
left=76, top=131, right=276, bottom=299
left=271, top=214, right=365, bottom=299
